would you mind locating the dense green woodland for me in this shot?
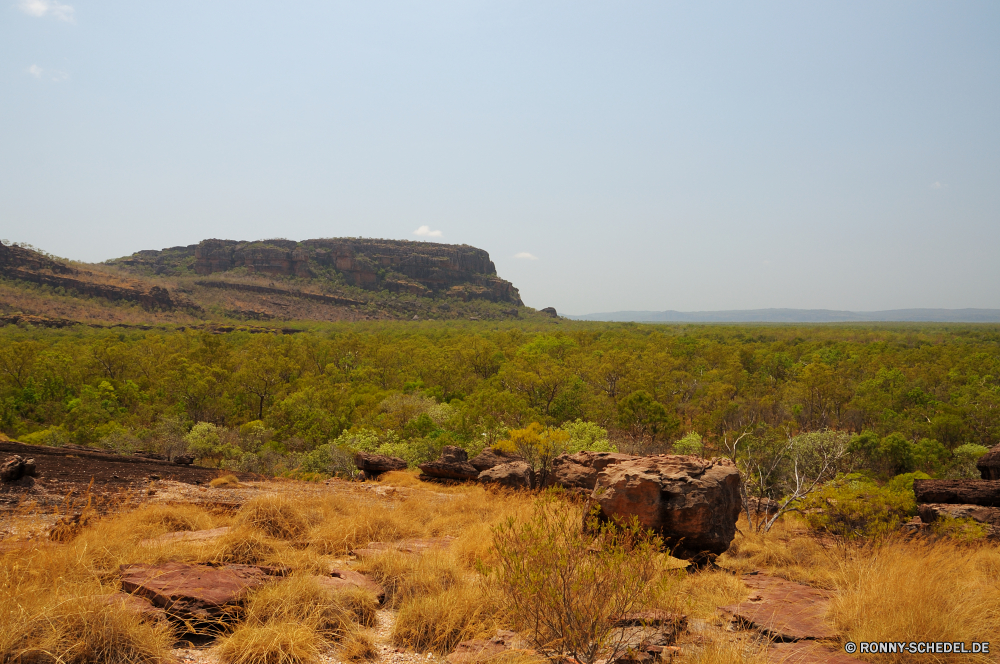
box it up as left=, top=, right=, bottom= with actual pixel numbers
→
left=1, top=322, right=998, bottom=480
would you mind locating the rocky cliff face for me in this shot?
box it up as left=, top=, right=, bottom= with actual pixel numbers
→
left=117, top=238, right=522, bottom=305
left=1, top=243, right=177, bottom=310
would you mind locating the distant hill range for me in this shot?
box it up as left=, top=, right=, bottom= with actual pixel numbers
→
left=0, top=238, right=532, bottom=328
left=566, top=308, right=1000, bottom=323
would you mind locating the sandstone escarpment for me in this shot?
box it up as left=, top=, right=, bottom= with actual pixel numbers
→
left=114, top=238, right=522, bottom=305
left=0, top=243, right=179, bottom=310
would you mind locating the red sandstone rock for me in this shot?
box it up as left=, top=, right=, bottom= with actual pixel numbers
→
left=593, top=455, right=741, bottom=559
left=119, top=561, right=286, bottom=620
left=478, top=461, right=534, bottom=489
left=977, top=444, right=1000, bottom=480
left=469, top=448, right=522, bottom=473
left=314, top=569, right=386, bottom=603
left=354, top=452, right=407, bottom=475
left=547, top=451, right=635, bottom=490
left=447, top=630, right=520, bottom=664
left=419, top=446, right=479, bottom=481
left=917, top=503, right=1000, bottom=533
left=719, top=574, right=837, bottom=641
left=913, top=479, right=1000, bottom=507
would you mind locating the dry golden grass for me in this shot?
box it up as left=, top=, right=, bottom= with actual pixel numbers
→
left=830, top=539, right=1000, bottom=663
left=215, top=622, right=324, bottom=664
left=339, top=629, right=379, bottom=661
left=212, top=474, right=242, bottom=488
left=391, top=583, right=495, bottom=653
left=719, top=514, right=836, bottom=588
left=235, top=493, right=310, bottom=540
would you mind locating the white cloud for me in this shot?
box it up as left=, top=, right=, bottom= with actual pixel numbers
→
left=931, top=181, right=947, bottom=189
left=18, top=0, right=74, bottom=21
left=414, top=225, right=443, bottom=238
left=26, top=64, right=68, bottom=81
left=514, top=252, right=538, bottom=260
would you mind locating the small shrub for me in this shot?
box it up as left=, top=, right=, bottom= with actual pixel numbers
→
left=211, top=474, right=241, bottom=488
left=235, top=494, right=308, bottom=540
left=929, top=516, right=989, bottom=543
left=215, top=622, right=323, bottom=664
left=800, top=474, right=915, bottom=542
left=483, top=494, right=669, bottom=664
left=340, top=629, right=379, bottom=661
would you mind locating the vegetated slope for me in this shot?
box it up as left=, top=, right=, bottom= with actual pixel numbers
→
left=0, top=238, right=529, bottom=327
left=567, top=308, right=1000, bottom=323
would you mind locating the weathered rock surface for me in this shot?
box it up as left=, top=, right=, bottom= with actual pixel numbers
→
left=478, top=461, right=535, bottom=489
left=119, top=561, right=286, bottom=620
left=173, top=454, right=195, bottom=465
left=139, top=526, right=232, bottom=547
left=446, top=630, right=520, bottom=664
left=104, top=593, right=169, bottom=623
left=917, top=503, right=1000, bottom=533
left=314, top=569, right=386, bottom=603
left=419, top=446, right=479, bottom=481
left=977, top=444, right=1000, bottom=480
left=547, top=451, right=635, bottom=490
left=913, top=479, right=1000, bottom=507
left=354, top=452, right=407, bottom=476
left=469, top=447, right=522, bottom=473
left=593, top=455, right=741, bottom=559
left=719, top=574, right=837, bottom=641
left=351, top=536, right=456, bottom=559
left=1, top=455, right=38, bottom=483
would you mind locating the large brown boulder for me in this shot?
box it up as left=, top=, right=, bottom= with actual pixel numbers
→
left=419, top=445, right=478, bottom=481
left=469, top=447, right=522, bottom=472
left=478, top=461, right=534, bottom=489
left=119, top=561, right=286, bottom=621
left=1, top=455, right=37, bottom=482
left=592, top=455, right=741, bottom=560
left=913, top=479, right=1000, bottom=507
left=354, top=451, right=407, bottom=476
left=546, top=451, right=635, bottom=490
left=977, top=444, right=1000, bottom=480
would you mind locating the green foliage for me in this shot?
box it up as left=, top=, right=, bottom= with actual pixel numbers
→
left=672, top=431, right=703, bottom=456
left=948, top=443, right=990, bottom=479
left=496, top=422, right=571, bottom=484
left=801, top=473, right=918, bottom=542
left=185, top=421, right=240, bottom=467
left=929, top=516, right=989, bottom=543
left=560, top=419, right=617, bottom=453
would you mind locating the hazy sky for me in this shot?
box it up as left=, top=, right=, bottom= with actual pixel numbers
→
left=3, top=2, right=999, bottom=314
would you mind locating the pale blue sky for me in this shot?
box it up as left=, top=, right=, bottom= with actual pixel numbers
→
left=3, top=1, right=998, bottom=314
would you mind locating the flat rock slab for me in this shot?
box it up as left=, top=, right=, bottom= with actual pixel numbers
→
left=447, top=630, right=520, bottom=664
left=913, top=479, right=1000, bottom=507
left=352, top=536, right=456, bottom=558
left=719, top=574, right=837, bottom=641
left=103, top=593, right=168, bottom=622
left=119, top=561, right=286, bottom=621
left=769, top=642, right=859, bottom=663
left=139, top=526, right=231, bottom=547
left=314, top=569, right=386, bottom=603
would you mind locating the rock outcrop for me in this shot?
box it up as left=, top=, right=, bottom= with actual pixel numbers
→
left=354, top=452, right=407, bottom=476
left=592, top=455, right=741, bottom=560
left=977, top=444, right=1000, bottom=480
left=1, top=455, right=37, bottom=483
left=419, top=446, right=479, bottom=481
left=316, top=569, right=386, bottom=603
left=917, top=503, right=1000, bottom=534
left=118, top=561, right=287, bottom=621
left=168, top=238, right=522, bottom=304
left=546, top=451, right=635, bottom=490
left=478, top=461, right=535, bottom=489
left=0, top=243, right=177, bottom=310
left=913, top=479, right=1000, bottom=507
left=469, top=448, right=522, bottom=473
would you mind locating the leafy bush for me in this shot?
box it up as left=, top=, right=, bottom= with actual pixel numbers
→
left=185, top=422, right=240, bottom=467
left=496, top=423, right=571, bottom=485
left=560, top=419, right=617, bottom=453
left=483, top=495, right=669, bottom=664
left=673, top=431, right=704, bottom=456
left=929, top=515, right=989, bottom=543
left=947, top=443, right=990, bottom=479
left=800, top=473, right=917, bottom=541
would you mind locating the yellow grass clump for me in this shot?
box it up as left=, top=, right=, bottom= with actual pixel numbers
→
left=234, top=494, right=310, bottom=540
left=211, top=474, right=242, bottom=488
left=215, top=622, right=324, bottom=664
